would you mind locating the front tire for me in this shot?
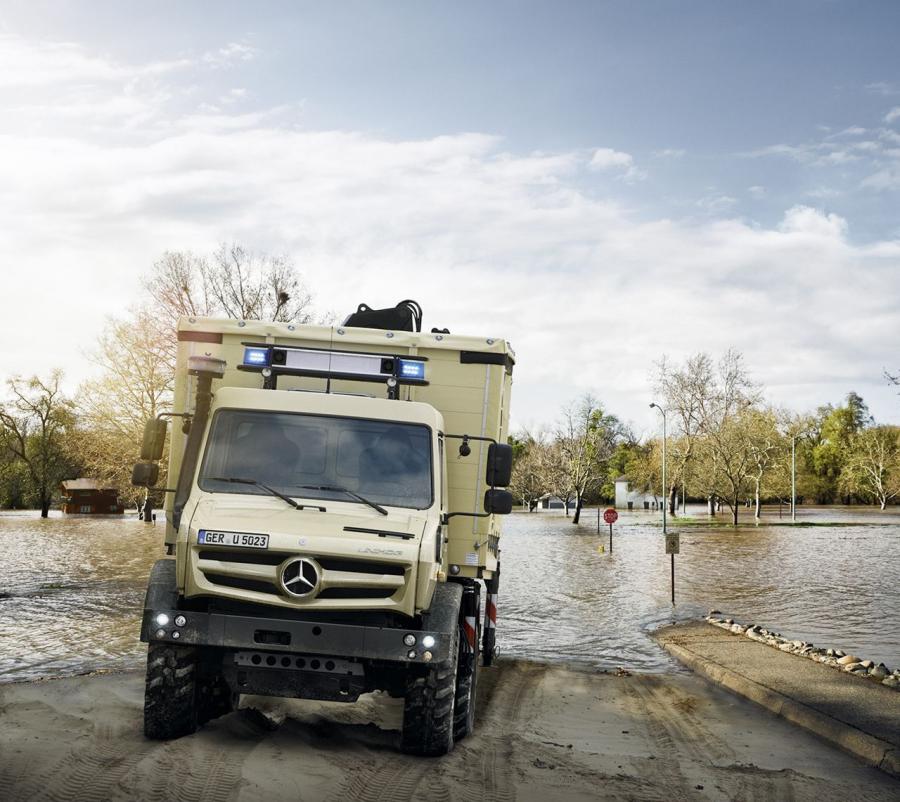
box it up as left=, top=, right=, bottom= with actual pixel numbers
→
left=400, top=627, right=459, bottom=756
left=453, top=634, right=478, bottom=741
left=144, top=642, right=201, bottom=740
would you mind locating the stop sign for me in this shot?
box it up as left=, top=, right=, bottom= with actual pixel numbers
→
left=603, top=508, right=618, bottom=524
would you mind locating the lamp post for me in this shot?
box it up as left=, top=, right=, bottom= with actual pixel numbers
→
left=649, top=403, right=667, bottom=534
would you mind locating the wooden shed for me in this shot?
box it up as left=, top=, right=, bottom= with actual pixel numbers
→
left=60, top=479, right=124, bottom=515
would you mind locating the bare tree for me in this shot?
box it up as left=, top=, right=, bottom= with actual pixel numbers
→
left=840, top=426, right=900, bottom=510
left=694, top=350, right=762, bottom=524
left=554, top=394, right=626, bottom=524
left=745, top=408, right=783, bottom=520
left=74, top=310, right=175, bottom=509
left=509, top=430, right=550, bottom=511
left=654, top=353, right=714, bottom=516
left=0, top=372, right=76, bottom=516
left=144, top=244, right=316, bottom=326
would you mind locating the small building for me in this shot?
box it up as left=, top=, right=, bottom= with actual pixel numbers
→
left=61, top=479, right=124, bottom=515
left=614, top=476, right=659, bottom=511
left=536, top=494, right=573, bottom=512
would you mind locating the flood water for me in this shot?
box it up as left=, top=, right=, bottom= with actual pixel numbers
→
left=1, top=505, right=898, bottom=681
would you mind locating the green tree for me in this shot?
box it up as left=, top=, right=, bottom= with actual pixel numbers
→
left=0, top=371, right=77, bottom=516
left=812, top=393, right=871, bottom=503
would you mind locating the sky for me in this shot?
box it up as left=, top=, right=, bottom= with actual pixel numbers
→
left=1, top=0, right=899, bottom=436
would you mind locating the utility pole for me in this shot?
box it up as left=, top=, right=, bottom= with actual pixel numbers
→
left=650, top=403, right=667, bottom=534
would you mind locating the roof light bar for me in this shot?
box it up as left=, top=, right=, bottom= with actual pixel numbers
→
left=238, top=344, right=427, bottom=386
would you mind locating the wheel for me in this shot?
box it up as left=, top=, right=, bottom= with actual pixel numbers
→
left=453, top=627, right=478, bottom=741
left=400, top=626, right=459, bottom=756
left=143, top=642, right=201, bottom=739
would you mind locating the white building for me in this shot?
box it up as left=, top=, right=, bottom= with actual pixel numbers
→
left=614, top=476, right=660, bottom=511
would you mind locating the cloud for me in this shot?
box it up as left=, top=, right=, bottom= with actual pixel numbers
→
left=748, top=185, right=766, bottom=199
left=588, top=147, right=645, bottom=180
left=652, top=148, right=685, bottom=159
left=885, top=107, right=900, bottom=124
left=1, top=34, right=899, bottom=428
left=866, top=82, right=900, bottom=96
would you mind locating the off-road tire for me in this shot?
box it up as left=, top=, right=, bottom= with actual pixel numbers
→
left=453, top=639, right=478, bottom=741
left=400, top=627, right=459, bottom=756
left=144, top=642, right=201, bottom=740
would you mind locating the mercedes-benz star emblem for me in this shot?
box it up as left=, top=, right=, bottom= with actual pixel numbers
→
left=281, top=558, right=319, bottom=597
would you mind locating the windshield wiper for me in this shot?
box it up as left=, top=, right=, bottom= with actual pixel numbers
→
left=209, top=477, right=301, bottom=510
left=294, top=484, right=388, bottom=516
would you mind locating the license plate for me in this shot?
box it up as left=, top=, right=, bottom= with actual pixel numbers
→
left=198, top=530, right=269, bottom=549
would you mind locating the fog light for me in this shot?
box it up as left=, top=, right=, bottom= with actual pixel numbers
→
left=155, top=613, right=170, bottom=626
left=174, top=615, right=186, bottom=627
left=449, top=564, right=460, bottom=575
left=423, top=651, right=433, bottom=662
left=422, top=635, right=435, bottom=649
left=407, top=650, right=417, bottom=660
left=155, top=629, right=165, bottom=638
left=403, top=634, right=416, bottom=647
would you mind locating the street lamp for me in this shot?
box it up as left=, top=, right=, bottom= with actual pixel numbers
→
left=649, top=402, right=667, bottom=534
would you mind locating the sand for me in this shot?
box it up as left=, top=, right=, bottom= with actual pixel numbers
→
left=0, top=660, right=897, bottom=801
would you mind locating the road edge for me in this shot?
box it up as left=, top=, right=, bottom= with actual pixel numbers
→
left=657, top=637, right=899, bottom=779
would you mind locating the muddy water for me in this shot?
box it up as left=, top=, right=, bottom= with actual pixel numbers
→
left=1, top=506, right=898, bottom=680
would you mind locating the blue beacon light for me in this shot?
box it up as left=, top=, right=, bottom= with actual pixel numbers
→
left=243, top=347, right=270, bottom=366
left=397, top=359, right=426, bottom=380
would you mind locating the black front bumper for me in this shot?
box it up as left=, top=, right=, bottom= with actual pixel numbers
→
left=140, top=608, right=452, bottom=665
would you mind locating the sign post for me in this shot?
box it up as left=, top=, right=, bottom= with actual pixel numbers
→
left=665, top=532, right=680, bottom=605
left=603, top=508, right=618, bottom=553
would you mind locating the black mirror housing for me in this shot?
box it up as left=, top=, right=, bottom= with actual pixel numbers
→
left=132, top=461, right=160, bottom=487
left=486, top=443, right=513, bottom=487
left=484, top=488, right=513, bottom=515
left=140, top=418, right=168, bottom=462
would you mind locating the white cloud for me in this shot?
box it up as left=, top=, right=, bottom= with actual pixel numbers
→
left=1, top=34, right=899, bottom=428
left=748, top=185, right=766, bottom=199
left=885, top=107, right=900, bottom=124
left=588, top=147, right=646, bottom=182
left=652, top=148, right=685, bottom=159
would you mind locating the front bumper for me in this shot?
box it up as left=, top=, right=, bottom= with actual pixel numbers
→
left=140, top=608, right=451, bottom=665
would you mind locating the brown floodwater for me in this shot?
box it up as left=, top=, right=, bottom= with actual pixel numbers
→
left=1, top=505, right=898, bottom=681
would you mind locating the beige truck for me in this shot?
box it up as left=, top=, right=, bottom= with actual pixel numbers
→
left=133, top=302, right=514, bottom=755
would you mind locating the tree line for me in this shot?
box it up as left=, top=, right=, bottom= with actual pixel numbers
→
left=511, top=351, right=900, bottom=525
left=0, top=245, right=318, bottom=517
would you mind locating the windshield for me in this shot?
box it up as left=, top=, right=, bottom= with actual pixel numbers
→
left=198, top=409, right=434, bottom=510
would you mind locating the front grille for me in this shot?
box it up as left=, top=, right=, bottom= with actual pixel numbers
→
left=317, top=587, right=396, bottom=599
left=198, top=549, right=287, bottom=565
left=204, top=572, right=276, bottom=595
left=196, top=550, right=409, bottom=603
left=316, top=558, right=405, bottom=576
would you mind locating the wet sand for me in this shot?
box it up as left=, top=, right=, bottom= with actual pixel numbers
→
left=1, top=660, right=897, bottom=801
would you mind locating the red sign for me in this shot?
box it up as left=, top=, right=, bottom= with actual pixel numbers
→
left=603, top=508, right=618, bottom=524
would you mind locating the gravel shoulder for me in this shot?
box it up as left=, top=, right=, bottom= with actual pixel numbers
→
left=1, top=659, right=897, bottom=801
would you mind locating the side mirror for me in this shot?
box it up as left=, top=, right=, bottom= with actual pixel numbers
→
left=484, top=488, right=513, bottom=515
left=132, top=461, right=160, bottom=487
left=485, top=443, right=513, bottom=487
left=140, top=418, right=168, bottom=461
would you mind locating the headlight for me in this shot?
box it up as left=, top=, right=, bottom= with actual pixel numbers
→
left=155, top=613, right=170, bottom=627
left=422, top=635, right=436, bottom=649
left=403, top=633, right=416, bottom=647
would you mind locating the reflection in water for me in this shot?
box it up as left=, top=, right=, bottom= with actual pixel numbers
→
left=0, top=506, right=898, bottom=680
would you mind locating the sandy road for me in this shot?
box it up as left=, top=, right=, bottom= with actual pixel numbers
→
left=0, top=660, right=896, bottom=802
